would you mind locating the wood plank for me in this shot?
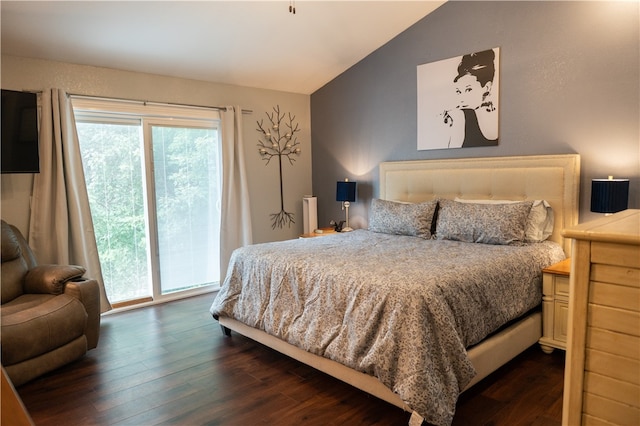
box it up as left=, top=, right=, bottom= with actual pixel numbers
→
left=563, top=239, right=592, bottom=425
left=585, top=348, right=640, bottom=385
left=583, top=392, right=640, bottom=425
left=584, top=371, right=640, bottom=408
left=15, top=294, right=565, bottom=426
left=583, top=413, right=622, bottom=426
left=590, top=281, right=640, bottom=312
left=589, top=303, right=640, bottom=337
left=591, top=263, right=640, bottom=288
left=543, top=258, right=572, bottom=276
left=587, top=327, right=640, bottom=360
left=563, top=210, right=640, bottom=246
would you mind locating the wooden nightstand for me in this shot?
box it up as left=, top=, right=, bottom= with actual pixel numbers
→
left=299, top=227, right=337, bottom=238
left=539, top=258, right=571, bottom=354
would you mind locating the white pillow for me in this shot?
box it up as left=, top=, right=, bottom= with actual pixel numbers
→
left=454, top=198, right=554, bottom=242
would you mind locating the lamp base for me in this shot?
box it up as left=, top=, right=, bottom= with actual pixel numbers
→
left=340, top=226, right=354, bottom=232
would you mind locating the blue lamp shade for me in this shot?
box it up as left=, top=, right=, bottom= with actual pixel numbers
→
left=591, top=178, right=629, bottom=214
left=336, top=180, right=356, bottom=202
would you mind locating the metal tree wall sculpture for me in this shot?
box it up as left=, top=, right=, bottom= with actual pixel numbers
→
left=257, top=105, right=301, bottom=229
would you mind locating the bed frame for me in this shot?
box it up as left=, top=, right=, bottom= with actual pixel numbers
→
left=219, top=154, right=581, bottom=413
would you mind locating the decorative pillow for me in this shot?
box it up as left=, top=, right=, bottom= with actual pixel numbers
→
left=436, top=199, right=533, bottom=245
left=454, top=198, right=554, bottom=242
left=368, top=199, right=438, bottom=239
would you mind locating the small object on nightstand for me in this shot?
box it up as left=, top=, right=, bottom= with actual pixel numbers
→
left=299, top=227, right=336, bottom=238
left=329, top=219, right=346, bottom=232
left=539, top=258, right=571, bottom=354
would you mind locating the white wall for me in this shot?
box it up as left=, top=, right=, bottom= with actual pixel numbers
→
left=1, top=55, right=312, bottom=244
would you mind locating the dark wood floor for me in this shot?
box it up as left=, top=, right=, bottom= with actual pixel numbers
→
left=17, top=294, right=565, bottom=426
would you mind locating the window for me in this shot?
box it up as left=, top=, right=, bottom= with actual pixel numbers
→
left=73, top=98, right=222, bottom=306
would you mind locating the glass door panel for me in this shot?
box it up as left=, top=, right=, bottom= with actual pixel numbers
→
left=149, top=124, right=221, bottom=295
left=76, top=120, right=151, bottom=303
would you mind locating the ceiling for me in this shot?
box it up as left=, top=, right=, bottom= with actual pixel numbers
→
left=1, top=1, right=445, bottom=95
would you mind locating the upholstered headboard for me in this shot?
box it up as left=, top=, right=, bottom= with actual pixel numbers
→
left=379, top=154, right=580, bottom=255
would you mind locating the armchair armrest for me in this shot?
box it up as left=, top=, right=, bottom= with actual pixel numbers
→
left=24, top=265, right=86, bottom=295
left=64, top=278, right=101, bottom=350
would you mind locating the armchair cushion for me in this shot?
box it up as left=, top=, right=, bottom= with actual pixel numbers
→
left=25, top=265, right=86, bottom=295
left=1, top=295, right=87, bottom=366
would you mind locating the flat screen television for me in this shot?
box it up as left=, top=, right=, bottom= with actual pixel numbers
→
left=1, top=89, right=40, bottom=173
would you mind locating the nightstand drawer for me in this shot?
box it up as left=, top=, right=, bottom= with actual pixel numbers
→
left=554, top=300, right=569, bottom=342
left=540, top=258, right=571, bottom=353
left=555, top=275, right=570, bottom=296
left=542, top=273, right=570, bottom=298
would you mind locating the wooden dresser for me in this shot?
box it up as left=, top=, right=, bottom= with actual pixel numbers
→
left=562, top=209, right=640, bottom=425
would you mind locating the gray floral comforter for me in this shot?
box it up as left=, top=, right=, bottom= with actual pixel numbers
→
left=210, top=230, right=565, bottom=425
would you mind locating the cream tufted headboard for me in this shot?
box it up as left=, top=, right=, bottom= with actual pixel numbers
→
left=379, top=154, right=581, bottom=255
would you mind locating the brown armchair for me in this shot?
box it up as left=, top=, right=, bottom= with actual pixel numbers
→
left=1, top=220, right=100, bottom=386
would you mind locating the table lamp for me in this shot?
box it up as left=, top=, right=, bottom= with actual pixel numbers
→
left=591, top=176, right=629, bottom=215
left=336, top=179, right=357, bottom=232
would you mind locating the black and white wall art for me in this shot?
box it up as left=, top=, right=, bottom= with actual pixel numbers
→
left=417, top=47, right=500, bottom=150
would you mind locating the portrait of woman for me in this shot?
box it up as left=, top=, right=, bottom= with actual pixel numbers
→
left=417, top=47, right=500, bottom=150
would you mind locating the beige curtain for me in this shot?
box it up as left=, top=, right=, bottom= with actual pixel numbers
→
left=220, top=106, right=253, bottom=281
left=28, top=89, right=112, bottom=313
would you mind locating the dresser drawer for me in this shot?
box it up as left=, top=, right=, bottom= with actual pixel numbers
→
left=591, top=263, right=640, bottom=288
left=592, top=242, right=640, bottom=268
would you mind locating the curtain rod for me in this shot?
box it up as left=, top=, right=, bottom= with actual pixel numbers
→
left=68, top=93, right=253, bottom=114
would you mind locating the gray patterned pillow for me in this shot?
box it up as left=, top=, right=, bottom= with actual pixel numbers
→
left=368, top=199, right=438, bottom=239
left=454, top=198, right=554, bottom=242
left=436, top=199, right=533, bottom=245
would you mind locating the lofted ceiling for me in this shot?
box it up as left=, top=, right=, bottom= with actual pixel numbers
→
left=1, top=1, right=445, bottom=95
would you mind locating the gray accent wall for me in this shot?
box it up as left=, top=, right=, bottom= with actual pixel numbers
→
left=311, top=1, right=639, bottom=228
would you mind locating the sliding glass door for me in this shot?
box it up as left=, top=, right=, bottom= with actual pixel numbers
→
left=74, top=99, right=221, bottom=306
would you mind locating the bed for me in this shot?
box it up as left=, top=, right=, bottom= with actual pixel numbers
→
left=210, top=154, right=580, bottom=425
